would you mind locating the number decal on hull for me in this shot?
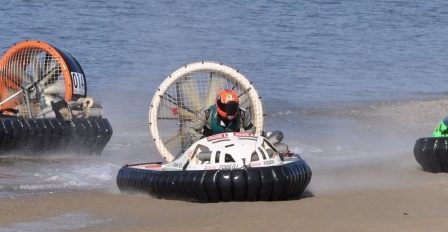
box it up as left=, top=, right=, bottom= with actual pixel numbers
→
left=71, top=72, right=86, bottom=95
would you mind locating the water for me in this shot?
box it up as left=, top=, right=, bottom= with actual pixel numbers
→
left=3, top=0, right=448, bottom=106
left=0, top=212, right=111, bottom=232
left=0, top=0, right=447, bottom=201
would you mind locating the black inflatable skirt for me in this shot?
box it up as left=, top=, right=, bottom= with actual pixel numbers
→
left=414, top=137, right=448, bottom=172
left=0, top=117, right=113, bottom=155
left=116, top=157, right=312, bottom=202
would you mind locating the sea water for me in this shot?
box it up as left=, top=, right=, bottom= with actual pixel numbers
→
left=1, top=0, right=448, bottom=197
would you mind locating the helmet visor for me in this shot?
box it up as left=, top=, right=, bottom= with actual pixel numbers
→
left=218, top=101, right=239, bottom=116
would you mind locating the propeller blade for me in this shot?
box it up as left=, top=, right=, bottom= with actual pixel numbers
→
left=177, top=76, right=202, bottom=112
left=0, top=76, right=21, bottom=91
left=160, top=93, right=196, bottom=120
left=29, top=52, right=42, bottom=83
left=164, top=132, right=182, bottom=146
left=159, top=98, right=195, bottom=121
left=8, top=60, right=30, bottom=86
left=42, top=82, right=65, bottom=95
left=176, top=106, right=195, bottom=120
left=164, top=132, right=190, bottom=156
left=42, top=53, right=59, bottom=85
left=205, top=72, right=224, bottom=107
left=239, top=92, right=250, bottom=109
left=38, top=64, right=59, bottom=88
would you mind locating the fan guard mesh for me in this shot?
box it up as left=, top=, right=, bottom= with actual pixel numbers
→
left=149, top=61, right=264, bottom=162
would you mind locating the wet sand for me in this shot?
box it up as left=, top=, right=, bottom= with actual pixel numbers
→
left=2, top=98, right=448, bottom=231
left=1, top=177, right=448, bottom=232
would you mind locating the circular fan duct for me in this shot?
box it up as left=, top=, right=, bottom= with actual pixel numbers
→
left=0, top=40, right=87, bottom=117
left=149, top=61, right=264, bottom=162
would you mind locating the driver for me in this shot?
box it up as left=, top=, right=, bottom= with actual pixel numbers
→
left=433, top=117, right=448, bottom=137
left=185, top=89, right=255, bottom=142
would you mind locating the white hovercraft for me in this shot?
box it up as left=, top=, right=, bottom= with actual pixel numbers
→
left=116, top=61, right=311, bottom=202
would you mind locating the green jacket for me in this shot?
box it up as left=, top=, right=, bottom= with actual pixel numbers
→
left=185, top=105, right=255, bottom=142
left=433, top=118, right=448, bottom=137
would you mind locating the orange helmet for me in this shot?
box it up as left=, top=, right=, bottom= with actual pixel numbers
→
left=216, top=89, right=239, bottom=121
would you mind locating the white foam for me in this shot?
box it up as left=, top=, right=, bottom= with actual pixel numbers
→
left=9, top=162, right=119, bottom=193
left=0, top=212, right=111, bottom=232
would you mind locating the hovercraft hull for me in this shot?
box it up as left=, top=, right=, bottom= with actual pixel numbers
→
left=414, top=137, right=448, bottom=172
left=116, top=157, right=311, bottom=202
left=0, top=117, right=112, bottom=156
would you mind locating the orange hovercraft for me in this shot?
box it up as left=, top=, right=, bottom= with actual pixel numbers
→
left=0, top=40, right=112, bottom=155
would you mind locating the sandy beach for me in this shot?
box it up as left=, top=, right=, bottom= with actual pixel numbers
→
left=1, top=176, right=448, bottom=232
left=2, top=98, right=448, bottom=232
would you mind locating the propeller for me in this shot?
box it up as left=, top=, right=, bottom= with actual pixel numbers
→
left=0, top=50, right=65, bottom=111
left=238, top=90, right=251, bottom=109
left=160, top=92, right=195, bottom=120
left=25, top=51, right=63, bottom=107
left=31, top=53, right=61, bottom=89
left=177, top=75, right=202, bottom=112
left=205, top=72, right=224, bottom=107
left=0, top=60, right=29, bottom=107
left=0, top=40, right=88, bottom=116
left=150, top=61, right=264, bottom=161
left=38, top=53, right=60, bottom=88
left=9, top=60, right=29, bottom=88
left=42, top=82, right=65, bottom=95
left=164, top=132, right=183, bottom=147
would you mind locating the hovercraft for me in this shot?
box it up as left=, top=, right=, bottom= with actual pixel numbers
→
left=0, top=40, right=112, bottom=155
left=116, top=61, right=312, bottom=202
left=414, top=117, right=448, bottom=172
